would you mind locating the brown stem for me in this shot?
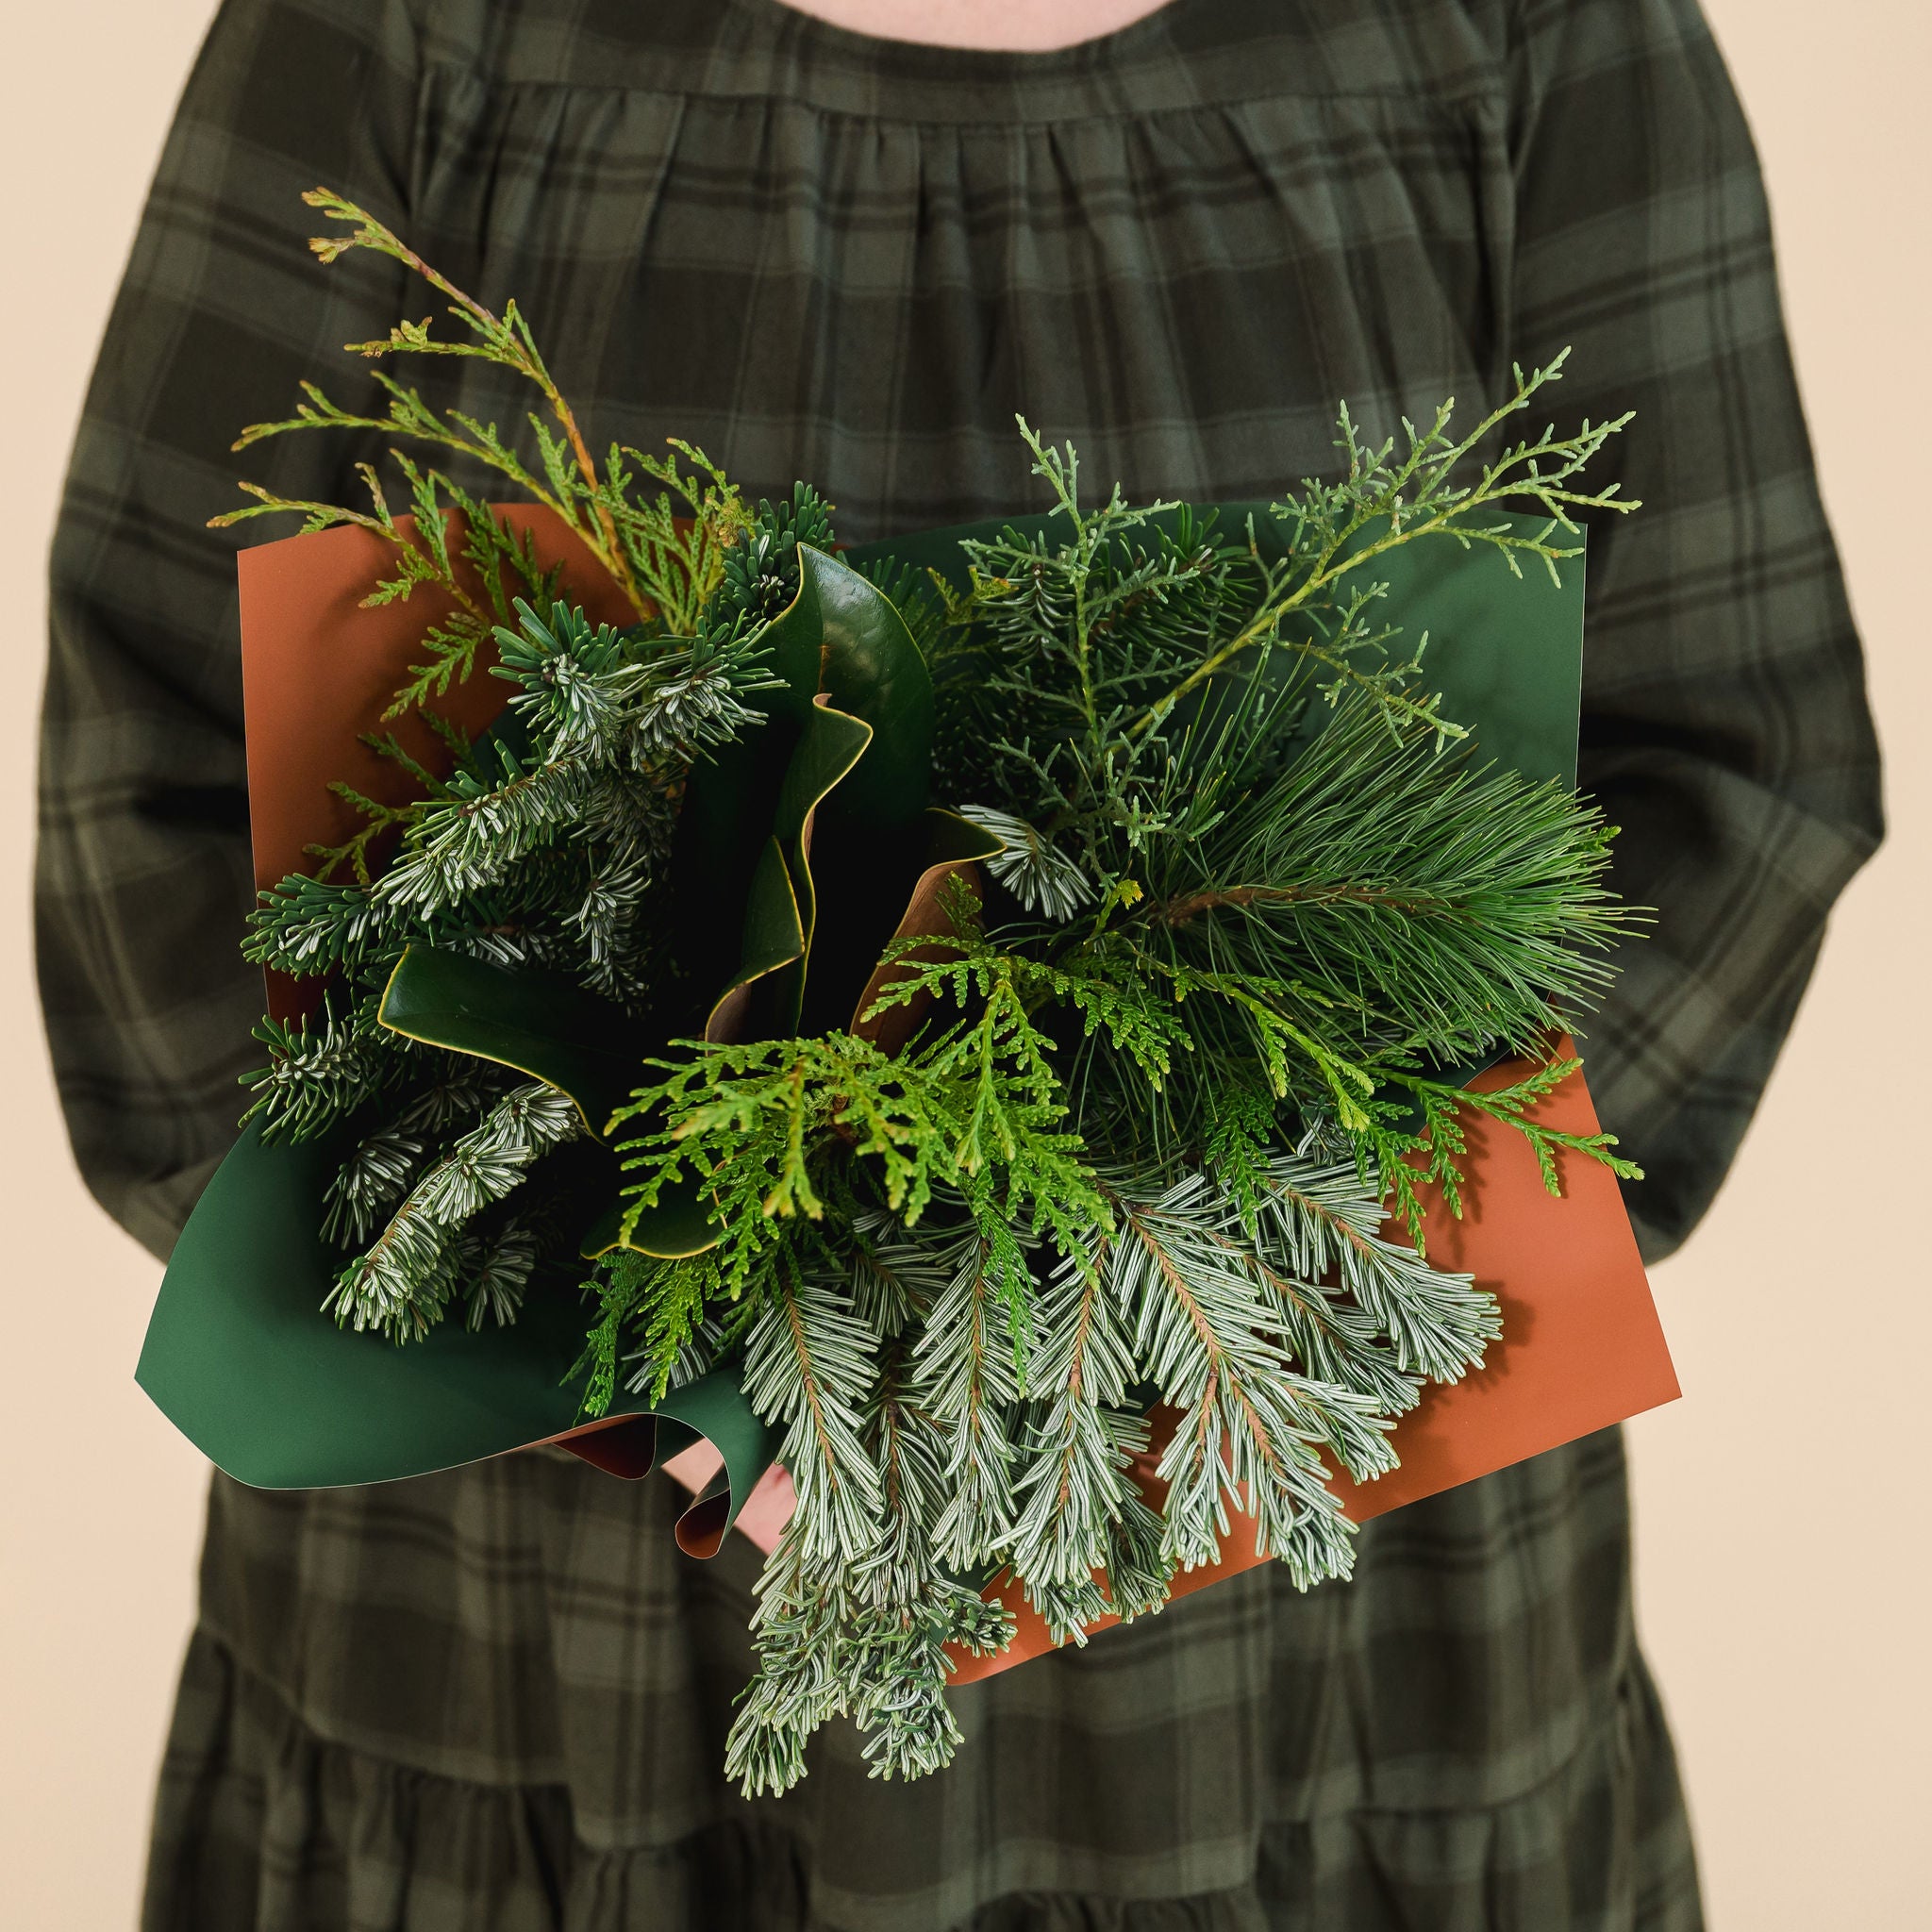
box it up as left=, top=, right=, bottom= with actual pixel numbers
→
left=781, top=1269, right=848, bottom=1504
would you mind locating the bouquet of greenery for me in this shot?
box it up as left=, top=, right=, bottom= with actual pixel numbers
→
left=143, top=192, right=1653, bottom=1794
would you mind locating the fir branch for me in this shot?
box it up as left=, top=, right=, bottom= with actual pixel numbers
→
left=1002, top=1240, right=1154, bottom=1638
left=325, top=1081, right=578, bottom=1340
left=461, top=1218, right=541, bottom=1329
left=1105, top=1174, right=1391, bottom=1580
left=957, top=804, right=1096, bottom=921
left=239, top=1010, right=390, bottom=1143
left=320, top=1124, right=422, bottom=1247
left=1250, top=1148, right=1498, bottom=1387
left=917, top=1219, right=1027, bottom=1569
left=740, top=1257, right=884, bottom=1567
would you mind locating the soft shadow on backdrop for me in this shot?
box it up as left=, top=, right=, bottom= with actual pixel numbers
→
left=3, top=4, right=1924, bottom=1926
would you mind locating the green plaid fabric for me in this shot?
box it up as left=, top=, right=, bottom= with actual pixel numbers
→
left=39, top=0, right=1879, bottom=1926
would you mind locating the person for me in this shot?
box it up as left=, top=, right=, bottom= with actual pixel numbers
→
left=38, top=1, right=1881, bottom=1926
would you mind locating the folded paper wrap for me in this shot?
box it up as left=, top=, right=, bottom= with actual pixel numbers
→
left=136, top=502, right=1677, bottom=1678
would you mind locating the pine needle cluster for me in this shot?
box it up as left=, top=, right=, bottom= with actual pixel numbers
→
left=225, top=190, right=1644, bottom=1793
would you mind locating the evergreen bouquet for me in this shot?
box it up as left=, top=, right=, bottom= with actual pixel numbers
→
left=140, top=192, right=1670, bottom=1793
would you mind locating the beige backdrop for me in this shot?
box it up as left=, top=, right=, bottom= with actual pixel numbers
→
left=2, top=4, right=1924, bottom=1925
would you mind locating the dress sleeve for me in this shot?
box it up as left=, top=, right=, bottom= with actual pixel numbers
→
left=1505, top=0, right=1882, bottom=1259
left=37, top=0, right=423, bottom=1258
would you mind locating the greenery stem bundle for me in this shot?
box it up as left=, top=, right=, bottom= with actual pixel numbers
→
left=227, top=189, right=1641, bottom=1791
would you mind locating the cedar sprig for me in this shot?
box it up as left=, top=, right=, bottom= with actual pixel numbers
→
left=212, top=187, right=748, bottom=714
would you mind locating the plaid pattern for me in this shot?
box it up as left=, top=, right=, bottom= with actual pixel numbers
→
left=39, top=0, right=1878, bottom=1925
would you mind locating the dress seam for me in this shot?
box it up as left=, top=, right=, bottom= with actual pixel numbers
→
left=413, top=57, right=1505, bottom=131
left=184, top=1615, right=1646, bottom=1827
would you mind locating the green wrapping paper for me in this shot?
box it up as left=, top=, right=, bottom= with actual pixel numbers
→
left=140, top=1118, right=780, bottom=1548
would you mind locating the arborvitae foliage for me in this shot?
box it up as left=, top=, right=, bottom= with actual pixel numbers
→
left=225, top=191, right=1643, bottom=1793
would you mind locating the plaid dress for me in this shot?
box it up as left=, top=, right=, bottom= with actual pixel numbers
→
left=39, top=1, right=1882, bottom=1926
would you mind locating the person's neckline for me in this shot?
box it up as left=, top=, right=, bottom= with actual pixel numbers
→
left=736, top=0, right=1189, bottom=69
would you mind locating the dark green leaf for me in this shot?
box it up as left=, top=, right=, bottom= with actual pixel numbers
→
left=377, top=946, right=646, bottom=1137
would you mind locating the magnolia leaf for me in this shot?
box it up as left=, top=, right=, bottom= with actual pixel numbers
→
left=803, top=544, right=934, bottom=828
left=579, top=1188, right=720, bottom=1260
left=790, top=552, right=948, bottom=1031
left=377, top=947, right=646, bottom=1137
left=851, top=808, right=1006, bottom=1052
left=769, top=694, right=873, bottom=1034
left=671, top=546, right=849, bottom=1008
left=676, top=546, right=936, bottom=1032
left=703, top=835, right=808, bottom=1045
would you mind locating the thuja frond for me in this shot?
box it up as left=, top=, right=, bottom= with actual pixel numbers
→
left=575, top=1249, right=647, bottom=1420
left=1158, top=961, right=1374, bottom=1126
left=298, top=742, right=441, bottom=888
left=597, top=438, right=746, bottom=633
left=1365, top=1056, right=1643, bottom=1249
left=218, top=190, right=761, bottom=697
left=1417, top=1058, right=1641, bottom=1193
left=611, top=1008, right=1107, bottom=1295
left=866, top=916, right=1186, bottom=1113
left=216, top=447, right=561, bottom=724
left=285, top=187, right=649, bottom=617
left=573, top=1246, right=724, bottom=1413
